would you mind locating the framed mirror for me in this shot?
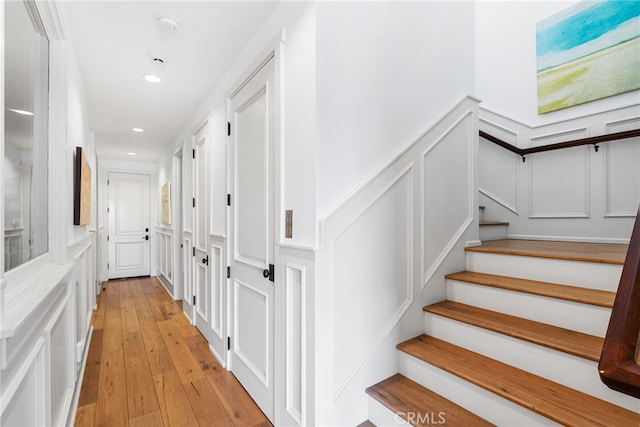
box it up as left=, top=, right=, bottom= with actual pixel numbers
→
left=4, top=1, right=50, bottom=271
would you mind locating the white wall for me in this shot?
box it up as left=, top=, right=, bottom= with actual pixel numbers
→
left=316, top=1, right=476, bottom=217
left=66, top=45, right=95, bottom=246
left=475, top=0, right=640, bottom=126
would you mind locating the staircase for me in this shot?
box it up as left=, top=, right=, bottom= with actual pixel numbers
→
left=364, top=240, right=640, bottom=426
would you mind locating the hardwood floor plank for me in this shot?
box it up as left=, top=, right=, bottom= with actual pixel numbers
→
left=184, top=377, right=235, bottom=426
left=78, top=329, right=103, bottom=407
left=162, top=301, right=199, bottom=338
left=123, top=331, right=160, bottom=418
left=120, top=282, right=141, bottom=334
left=139, top=318, right=175, bottom=376
left=102, top=284, right=123, bottom=352
left=153, top=371, right=199, bottom=427
left=74, top=403, right=95, bottom=427
left=184, top=333, right=270, bottom=426
left=130, top=280, right=154, bottom=320
left=94, top=348, right=129, bottom=427
left=129, top=410, right=164, bottom=427
left=91, top=291, right=106, bottom=330
left=157, top=319, right=205, bottom=384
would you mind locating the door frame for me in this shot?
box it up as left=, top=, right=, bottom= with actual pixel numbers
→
left=103, top=168, right=157, bottom=279
left=225, top=32, right=285, bottom=425
left=172, top=148, right=184, bottom=301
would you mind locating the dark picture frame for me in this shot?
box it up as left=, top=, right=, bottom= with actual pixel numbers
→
left=73, top=146, right=92, bottom=225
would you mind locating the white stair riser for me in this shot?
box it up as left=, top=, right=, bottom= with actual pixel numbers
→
left=398, top=353, right=561, bottom=427
left=466, top=252, right=622, bottom=291
left=447, top=280, right=611, bottom=337
left=479, top=224, right=508, bottom=241
left=423, top=314, right=640, bottom=412
left=367, top=396, right=410, bottom=427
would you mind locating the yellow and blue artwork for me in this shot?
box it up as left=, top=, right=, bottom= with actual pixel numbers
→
left=536, top=0, right=640, bottom=114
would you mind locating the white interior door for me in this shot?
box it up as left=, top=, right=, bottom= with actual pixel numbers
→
left=107, top=172, right=150, bottom=279
left=229, top=56, right=276, bottom=422
left=193, top=123, right=210, bottom=335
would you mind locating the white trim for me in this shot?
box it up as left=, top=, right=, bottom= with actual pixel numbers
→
left=0, top=337, right=45, bottom=416
left=480, top=102, right=640, bottom=130
left=285, top=263, right=306, bottom=426
left=479, top=188, right=519, bottom=215
left=65, top=327, right=93, bottom=427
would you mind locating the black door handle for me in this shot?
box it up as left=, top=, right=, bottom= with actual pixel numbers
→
left=143, top=235, right=149, bottom=240
left=202, top=256, right=209, bottom=265
left=263, top=264, right=274, bottom=282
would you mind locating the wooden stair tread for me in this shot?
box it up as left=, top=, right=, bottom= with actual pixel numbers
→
left=424, top=300, right=603, bottom=361
left=479, top=221, right=509, bottom=226
left=465, top=239, right=628, bottom=264
left=366, top=374, right=493, bottom=427
left=445, top=271, right=615, bottom=308
left=356, top=421, right=376, bottom=427
left=397, top=335, right=640, bottom=426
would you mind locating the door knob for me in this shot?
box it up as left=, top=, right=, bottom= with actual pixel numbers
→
left=142, top=235, right=149, bottom=240
left=263, top=269, right=270, bottom=278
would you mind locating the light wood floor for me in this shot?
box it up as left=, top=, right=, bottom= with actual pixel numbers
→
left=74, top=277, right=271, bottom=427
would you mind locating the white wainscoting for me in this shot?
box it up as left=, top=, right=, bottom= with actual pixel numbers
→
left=0, top=236, right=96, bottom=426
left=276, top=245, right=314, bottom=427
left=156, top=227, right=174, bottom=288
left=479, top=104, right=640, bottom=243
left=315, top=96, right=479, bottom=426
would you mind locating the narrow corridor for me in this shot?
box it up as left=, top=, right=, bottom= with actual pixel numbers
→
left=74, top=277, right=271, bottom=427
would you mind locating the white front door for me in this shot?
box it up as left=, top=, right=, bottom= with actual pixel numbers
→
left=228, top=56, right=276, bottom=422
left=107, top=172, right=150, bottom=279
left=193, top=123, right=210, bottom=335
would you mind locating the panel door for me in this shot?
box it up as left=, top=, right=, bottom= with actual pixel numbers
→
left=228, top=56, right=276, bottom=422
left=108, top=172, right=150, bottom=279
left=193, top=123, right=210, bottom=335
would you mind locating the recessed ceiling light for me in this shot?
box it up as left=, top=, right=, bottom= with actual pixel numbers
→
left=158, top=17, right=179, bottom=32
left=132, top=128, right=144, bottom=133
left=128, top=152, right=137, bottom=156
left=144, top=74, right=161, bottom=83
left=8, top=108, right=33, bottom=116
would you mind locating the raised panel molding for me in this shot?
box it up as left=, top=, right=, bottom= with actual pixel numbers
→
left=233, top=279, right=269, bottom=387
left=530, top=127, right=588, bottom=146
left=330, top=166, right=414, bottom=400
left=529, top=146, right=590, bottom=218
left=285, top=263, right=306, bottom=426
left=210, top=243, right=224, bottom=339
left=422, top=112, right=474, bottom=287
left=604, top=141, right=640, bottom=218
left=479, top=117, right=518, bottom=145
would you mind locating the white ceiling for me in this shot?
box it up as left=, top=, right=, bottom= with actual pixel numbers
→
left=62, top=1, right=280, bottom=162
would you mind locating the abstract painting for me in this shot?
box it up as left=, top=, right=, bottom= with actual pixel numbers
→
left=161, top=182, right=171, bottom=225
left=536, top=0, right=640, bottom=114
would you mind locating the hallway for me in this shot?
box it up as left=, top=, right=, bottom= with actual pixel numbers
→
left=74, top=277, right=270, bottom=427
